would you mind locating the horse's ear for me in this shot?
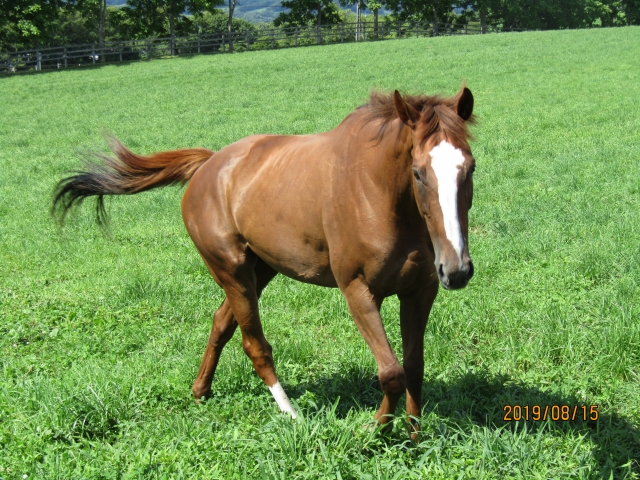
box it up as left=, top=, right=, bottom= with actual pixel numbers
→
left=455, top=85, right=474, bottom=121
left=394, top=90, right=420, bottom=128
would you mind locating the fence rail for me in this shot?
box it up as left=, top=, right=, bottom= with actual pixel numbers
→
left=1, top=21, right=525, bottom=74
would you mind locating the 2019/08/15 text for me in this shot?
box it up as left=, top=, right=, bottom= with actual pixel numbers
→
left=503, top=405, right=599, bottom=422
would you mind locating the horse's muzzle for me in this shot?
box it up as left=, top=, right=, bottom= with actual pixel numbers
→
left=438, top=260, right=474, bottom=290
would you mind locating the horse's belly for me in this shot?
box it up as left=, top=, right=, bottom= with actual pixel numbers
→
left=248, top=239, right=337, bottom=288
left=231, top=138, right=335, bottom=286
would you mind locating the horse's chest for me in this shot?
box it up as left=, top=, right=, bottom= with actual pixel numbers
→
left=360, top=235, right=434, bottom=294
left=388, top=249, right=433, bottom=292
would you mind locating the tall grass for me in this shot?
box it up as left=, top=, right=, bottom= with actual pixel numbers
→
left=1, top=27, right=639, bottom=478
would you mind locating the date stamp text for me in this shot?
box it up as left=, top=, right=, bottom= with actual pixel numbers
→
left=503, top=405, right=599, bottom=422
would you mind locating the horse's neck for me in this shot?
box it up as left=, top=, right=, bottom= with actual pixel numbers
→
left=367, top=119, right=415, bottom=202
left=333, top=110, right=416, bottom=208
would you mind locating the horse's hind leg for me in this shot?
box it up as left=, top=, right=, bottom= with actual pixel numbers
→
left=192, top=258, right=277, bottom=400
left=199, top=250, right=297, bottom=417
left=192, top=299, right=236, bottom=400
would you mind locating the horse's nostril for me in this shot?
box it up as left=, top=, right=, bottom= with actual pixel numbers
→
left=467, top=261, right=475, bottom=280
left=438, top=264, right=444, bottom=278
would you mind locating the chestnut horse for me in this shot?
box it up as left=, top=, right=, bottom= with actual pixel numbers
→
left=53, top=84, right=476, bottom=431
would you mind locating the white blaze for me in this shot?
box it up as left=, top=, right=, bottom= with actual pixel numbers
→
left=429, top=140, right=465, bottom=262
left=268, top=381, right=298, bottom=419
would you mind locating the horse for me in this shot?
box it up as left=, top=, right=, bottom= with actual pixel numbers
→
left=52, top=84, right=476, bottom=433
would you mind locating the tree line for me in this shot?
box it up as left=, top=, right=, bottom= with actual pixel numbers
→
left=0, top=0, right=255, bottom=52
left=274, top=0, right=639, bottom=31
left=2, top=0, right=638, bottom=52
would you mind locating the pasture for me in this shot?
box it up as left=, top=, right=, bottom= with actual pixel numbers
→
left=1, top=27, right=639, bottom=478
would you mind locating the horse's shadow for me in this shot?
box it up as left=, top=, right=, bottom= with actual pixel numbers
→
left=288, top=367, right=640, bottom=477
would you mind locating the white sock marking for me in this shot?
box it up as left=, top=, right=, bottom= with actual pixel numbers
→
left=268, top=381, right=298, bottom=419
left=429, top=140, right=465, bottom=262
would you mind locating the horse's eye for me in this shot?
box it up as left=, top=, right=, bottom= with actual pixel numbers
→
left=413, top=168, right=422, bottom=181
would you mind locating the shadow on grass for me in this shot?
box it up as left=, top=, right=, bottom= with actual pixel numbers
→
left=290, top=368, right=640, bottom=478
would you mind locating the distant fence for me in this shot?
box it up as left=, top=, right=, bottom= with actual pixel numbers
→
left=1, top=20, right=526, bottom=74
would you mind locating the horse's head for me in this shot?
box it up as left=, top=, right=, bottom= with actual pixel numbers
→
left=394, top=85, right=475, bottom=290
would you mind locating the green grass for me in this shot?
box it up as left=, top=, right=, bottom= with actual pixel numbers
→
left=1, top=27, right=639, bottom=479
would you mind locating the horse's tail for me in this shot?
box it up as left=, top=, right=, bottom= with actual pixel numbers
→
left=52, top=135, right=214, bottom=225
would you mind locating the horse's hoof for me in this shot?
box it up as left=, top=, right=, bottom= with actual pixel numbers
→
left=192, top=388, right=212, bottom=403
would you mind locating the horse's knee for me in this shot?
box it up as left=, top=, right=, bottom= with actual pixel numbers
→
left=379, top=364, right=406, bottom=395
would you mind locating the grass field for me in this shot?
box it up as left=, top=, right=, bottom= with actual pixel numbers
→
left=1, top=27, right=640, bottom=479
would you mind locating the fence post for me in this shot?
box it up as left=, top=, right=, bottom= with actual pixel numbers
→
left=64, top=47, right=68, bottom=68
left=197, top=34, right=201, bottom=54
left=36, top=51, right=41, bottom=71
left=449, top=23, right=452, bottom=35
left=397, top=20, right=401, bottom=39
left=341, top=23, right=344, bottom=43
left=146, top=39, right=150, bottom=59
left=271, top=29, right=275, bottom=49
left=92, top=45, right=96, bottom=64
left=295, top=27, right=299, bottom=46
left=465, top=24, right=468, bottom=35
left=317, top=23, right=321, bottom=45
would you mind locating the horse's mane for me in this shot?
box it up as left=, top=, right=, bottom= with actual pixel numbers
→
left=360, top=90, right=476, bottom=145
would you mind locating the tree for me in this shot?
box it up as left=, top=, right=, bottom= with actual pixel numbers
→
left=65, top=0, right=107, bottom=57
left=339, top=0, right=366, bottom=39
left=622, top=0, right=640, bottom=24
left=225, top=0, right=238, bottom=50
left=121, top=0, right=216, bottom=53
left=456, top=0, right=604, bottom=31
left=193, top=10, right=254, bottom=34
left=595, top=0, right=639, bottom=25
left=50, top=7, right=97, bottom=45
left=274, top=0, right=342, bottom=28
left=0, top=0, right=65, bottom=50
left=455, top=0, right=501, bottom=32
left=368, top=0, right=382, bottom=37
left=494, top=0, right=556, bottom=29
left=119, top=0, right=165, bottom=38
left=384, top=0, right=454, bottom=33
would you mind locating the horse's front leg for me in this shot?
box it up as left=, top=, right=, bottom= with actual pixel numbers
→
left=399, top=280, right=439, bottom=437
left=342, top=279, right=405, bottom=426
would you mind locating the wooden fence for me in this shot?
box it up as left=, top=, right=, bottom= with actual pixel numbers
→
left=1, top=20, right=525, bottom=74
